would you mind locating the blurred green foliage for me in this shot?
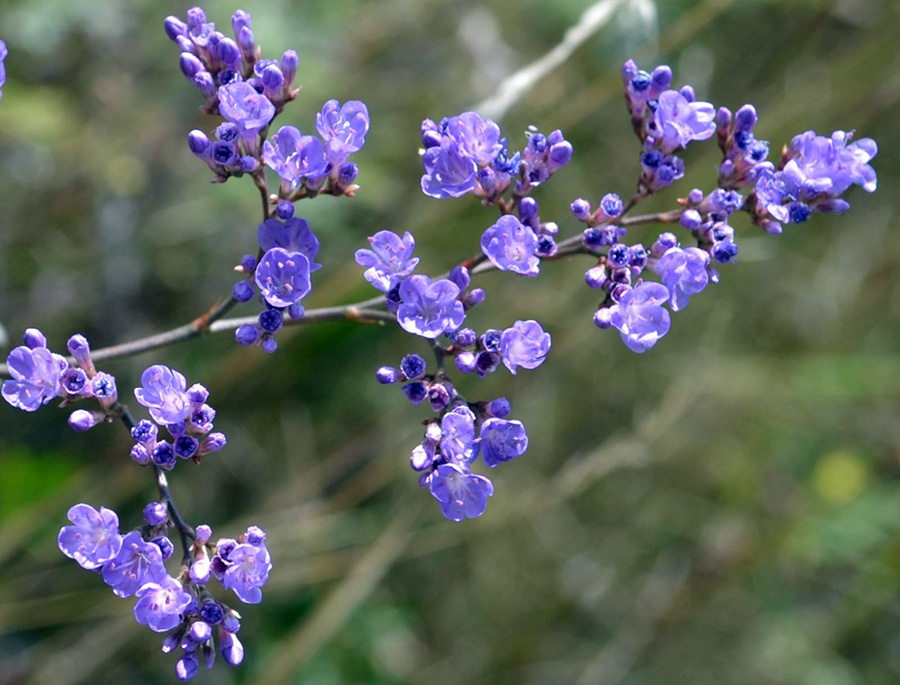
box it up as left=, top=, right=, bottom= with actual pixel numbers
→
left=1, top=0, right=900, bottom=683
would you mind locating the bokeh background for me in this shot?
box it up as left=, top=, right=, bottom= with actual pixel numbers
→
left=1, top=0, right=899, bottom=682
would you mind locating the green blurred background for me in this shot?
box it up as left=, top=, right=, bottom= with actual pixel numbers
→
left=1, top=0, right=899, bottom=682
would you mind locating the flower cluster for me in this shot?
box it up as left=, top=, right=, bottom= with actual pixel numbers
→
left=420, top=111, right=571, bottom=203
left=131, top=365, right=226, bottom=469
left=580, top=60, right=878, bottom=353
left=58, top=502, right=270, bottom=680
left=2, top=329, right=119, bottom=429
left=233, top=202, right=321, bottom=352
left=622, top=60, right=715, bottom=195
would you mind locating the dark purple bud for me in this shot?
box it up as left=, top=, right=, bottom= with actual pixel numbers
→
left=454, top=328, right=477, bottom=347
left=651, top=232, right=679, bottom=258
left=174, top=435, right=200, bottom=459
left=486, top=397, right=511, bottom=418
left=186, top=7, right=207, bottom=28
left=402, top=381, right=428, bottom=405
left=162, top=624, right=188, bottom=654
left=410, top=444, right=433, bottom=471
left=239, top=155, right=258, bottom=174
left=188, top=130, right=211, bottom=158
left=274, top=201, right=294, bottom=220
left=232, top=281, right=254, bottom=302
left=190, top=557, right=211, bottom=584
left=211, top=141, right=237, bottom=166
left=217, top=38, right=241, bottom=70
left=519, top=197, right=539, bottom=222
left=448, top=266, right=470, bottom=291
left=220, top=632, right=244, bottom=666
left=628, top=244, right=648, bottom=269
left=195, top=525, right=212, bottom=545
left=67, top=334, right=94, bottom=373
left=376, top=366, right=401, bottom=384
left=22, top=328, right=47, bottom=349
left=734, top=104, right=757, bottom=132
left=281, top=50, right=298, bottom=87
left=817, top=199, right=850, bottom=214
left=244, top=526, right=266, bottom=544
left=679, top=85, right=695, bottom=102
left=190, top=620, right=212, bottom=644
left=607, top=243, right=630, bottom=268
left=463, top=288, right=485, bottom=309
left=132, top=419, right=158, bottom=444
left=594, top=196, right=620, bottom=222
left=68, top=409, right=99, bottom=432
left=144, top=501, right=168, bottom=526
left=131, top=444, right=150, bottom=465
left=571, top=199, right=591, bottom=221
left=337, top=163, right=358, bottom=187
left=175, top=35, right=196, bottom=55
left=222, top=612, right=241, bottom=634
left=610, top=267, right=631, bottom=285
left=428, top=384, right=452, bottom=411
left=716, top=106, right=731, bottom=135
left=650, top=65, right=672, bottom=95
left=231, top=9, right=252, bottom=35
left=199, top=433, right=227, bottom=455
left=179, top=52, right=205, bottom=79
left=152, top=441, right=176, bottom=469
left=455, top=351, right=477, bottom=373
left=680, top=209, right=702, bottom=230
left=593, top=308, right=613, bottom=329
left=61, top=367, right=88, bottom=395
left=199, top=601, right=224, bottom=625
left=261, top=336, right=278, bottom=354
left=258, top=309, right=283, bottom=333
left=582, top=228, right=605, bottom=250
left=262, top=64, right=284, bottom=96
left=548, top=141, right=573, bottom=170
left=536, top=236, right=557, bottom=257
left=153, top=536, right=175, bottom=561
left=238, top=26, right=256, bottom=61
left=585, top=265, right=607, bottom=289
left=239, top=254, right=256, bottom=272
left=235, top=324, right=259, bottom=346
left=90, top=372, right=117, bottom=404
left=164, top=16, right=189, bottom=41
left=610, top=283, right=631, bottom=303
left=712, top=240, right=739, bottom=264
left=475, top=351, right=500, bottom=376
left=176, top=654, right=198, bottom=681
left=422, top=130, right=441, bottom=149
left=193, top=71, right=217, bottom=101
left=400, top=354, right=427, bottom=380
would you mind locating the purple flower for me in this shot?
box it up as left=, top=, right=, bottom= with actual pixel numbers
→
left=652, top=90, right=716, bottom=153
left=315, top=99, right=370, bottom=165
left=101, top=531, right=167, bottom=598
left=135, top=365, right=191, bottom=425
left=480, top=419, right=529, bottom=467
left=654, top=247, right=710, bottom=311
left=58, top=503, right=122, bottom=570
left=421, top=140, right=478, bottom=199
left=0, top=40, right=7, bottom=99
left=2, top=345, right=63, bottom=411
left=217, top=82, right=275, bottom=137
left=218, top=541, right=272, bottom=604
left=257, top=217, right=321, bottom=272
left=783, top=130, right=877, bottom=197
left=429, top=463, right=494, bottom=522
left=255, top=247, right=312, bottom=308
left=439, top=406, right=477, bottom=463
left=262, top=125, right=330, bottom=189
left=446, top=112, right=503, bottom=165
left=133, top=576, right=193, bottom=633
left=481, top=215, right=540, bottom=276
left=354, top=230, right=419, bottom=292
left=396, top=275, right=465, bottom=339
left=500, top=320, right=551, bottom=374
left=608, top=282, right=671, bottom=353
